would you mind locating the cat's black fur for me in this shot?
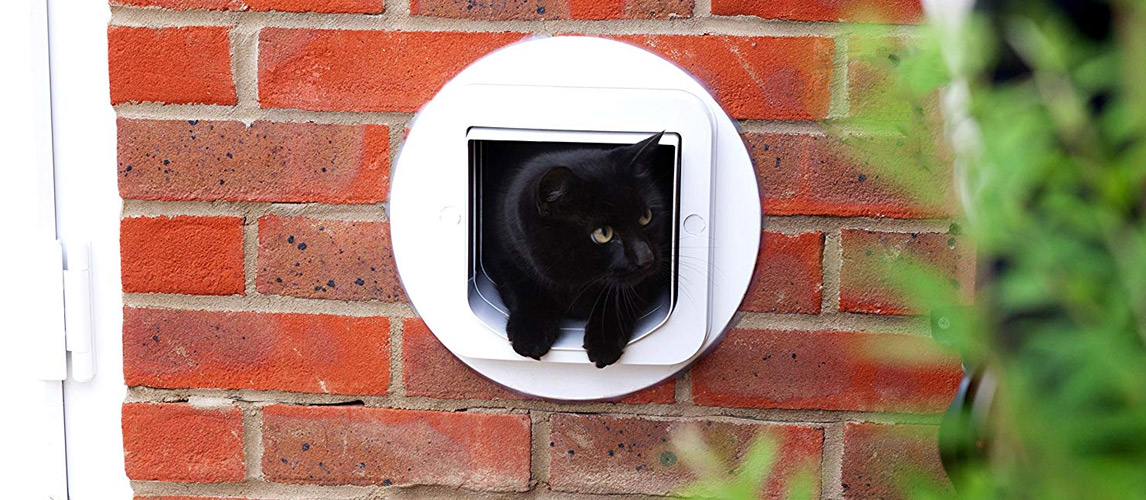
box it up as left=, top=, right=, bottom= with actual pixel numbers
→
left=485, top=133, right=672, bottom=368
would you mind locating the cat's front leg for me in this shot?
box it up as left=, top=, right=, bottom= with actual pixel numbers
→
left=506, top=309, right=561, bottom=360
left=583, top=293, right=636, bottom=368
left=500, top=281, right=562, bottom=359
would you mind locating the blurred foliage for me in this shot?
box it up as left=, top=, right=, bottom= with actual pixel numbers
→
left=873, top=1, right=1146, bottom=498
left=678, top=0, right=1146, bottom=498
left=673, top=426, right=816, bottom=500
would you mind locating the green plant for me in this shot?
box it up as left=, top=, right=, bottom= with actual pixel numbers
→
left=678, top=1, right=1146, bottom=498
left=849, top=1, right=1146, bottom=498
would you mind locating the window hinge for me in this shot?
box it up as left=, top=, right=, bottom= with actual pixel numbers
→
left=62, top=241, right=95, bottom=382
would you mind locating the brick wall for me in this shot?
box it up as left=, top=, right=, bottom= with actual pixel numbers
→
left=110, top=1, right=965, bottom=498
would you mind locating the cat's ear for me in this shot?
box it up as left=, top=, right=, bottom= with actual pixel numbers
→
left=624, top=131, right=665, bottom=174
left=537, top=167, right=577, bottom=216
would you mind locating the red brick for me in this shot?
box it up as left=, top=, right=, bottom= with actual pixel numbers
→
left=842, top=423, right=952, bottom=499
left=109, top=26, right=236, bottom=105
left=257, top=216, right=404, bottom=302
left=569, top=0, right=623, bottom=18
left=573, top=0, right=691, bottom=18
left=691, top=329, right=962, bottom=413
left=133, top=497, right=246, bottom=500
left=111, top=0, right=383, bottom=11
left=244, top=0, right=383, bottom=12
left=410, top=0, right=689, bottom=19
left=262, top=405, right=531, bottom=490
left=617, top=378, right=676, bottom=404
left=401, top=318, right=674, bottom=403
left=112, top=0, right=243, bottom=8
left=401, top=318, right=520, bottom=400
left=713, top=0, right=922, bottom=24
left=411, top=0, right=571, bottom=19
left=258, top=29, right=526, bottom=112
left=120, top=216, right=244, bottom=295
left=840, top=230, right=970, bottom=315
left=549, top=414, right=822, bottom=496
left=117, top=119, right=389, bottom=204
left=122, top=403, right=244, bottom=482
left=123, top=307, right=390, bottom=395
left=849, top=36, right=943, bottom=123
left=747, top=132, right=956, bottom=218
left=615, top=35, right=833, bottom=120
left=742, top=232, right=823, bottom=314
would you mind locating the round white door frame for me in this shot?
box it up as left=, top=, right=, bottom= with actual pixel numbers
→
left=390, top=36, right=761, bottom=400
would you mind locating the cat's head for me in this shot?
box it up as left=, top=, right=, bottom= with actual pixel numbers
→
left=531, top=132, right=672, bottom=287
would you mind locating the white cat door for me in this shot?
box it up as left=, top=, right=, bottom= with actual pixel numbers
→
left=465, top=128, right=712, bottom=365
left=389, top=36, right=760, bottom=400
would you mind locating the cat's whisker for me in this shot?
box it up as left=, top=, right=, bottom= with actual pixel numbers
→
left=622, top=285, right=640, bottom=320
left=587, top=284, right=611, bottom=343
left=613, top=286, right=625, bottom=334
left=566, top=276, right=606, bottom=314
left=675, top=254, right=735, bottom=283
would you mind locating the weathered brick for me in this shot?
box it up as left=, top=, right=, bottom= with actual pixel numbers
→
left=691, top=329, right=962, bottom=413
left=401, top=318, right=520, bottom=400
left=258, top=29, right=526, bottom=112
left=245, top=0, right=383, bottom=11
left=120, top=216, right=244, bottom=295
left=123, top=307, right=390, bottom=395
left=410, top=0, right=689, bottom=19
left=411, top=0, right=570, bottom=19
left=133, top=497, right=245, bottom=500
left=713, top=0, right=922, bottom=24
left=112, top=0, right=243, bottom=7
left=849, top=36, right=943, bottom=123
left=117, top=119, right=389, bottom=204
left=842, top=423, right=952, bottom=499
left=257, top=216, right=404, bottom=302
left=401, top=318, right=674, bottom=403
left=747, top=132, right=956, bottom=218
left=573, top=0, right=692, bottom=19
left=108, top=26, right=236, bottom=105
left=615, top=35, right=833, bottom=120
left=840, top=230, right=969, bottom=315
left=617, top=378, right=676, bottom=404
left=122, top=403, right=244, bottom=482
left=549, top=414, right=822, bottom=496
left=111, top=0, right=384, bottom=11
left=742, top=232, right=823, bottom=314
left=262, top=405, right=531, bottom=490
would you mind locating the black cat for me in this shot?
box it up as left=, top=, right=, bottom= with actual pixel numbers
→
left=485, top=132, right=672, bottom=368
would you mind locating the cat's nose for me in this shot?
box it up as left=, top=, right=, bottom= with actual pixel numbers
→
left=632, top=241, right=654, bottom=270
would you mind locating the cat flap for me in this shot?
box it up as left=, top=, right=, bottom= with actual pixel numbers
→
left=388, top=36, right=761, bottom=399
left=464, top=126, right=709, bottom=366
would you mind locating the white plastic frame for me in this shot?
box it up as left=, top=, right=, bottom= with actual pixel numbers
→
left=400, top=83, right=718, bottom=366
left=464, top=127, right=712, bottom=364
left=406, top=85, right=717, bottom=365
left=390, top=36, right=761, bottom=400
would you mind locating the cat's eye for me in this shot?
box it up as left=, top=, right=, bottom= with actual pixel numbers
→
left=638, top=208, right=653, bottom=226
left=591, top=226, right=614, bottom=244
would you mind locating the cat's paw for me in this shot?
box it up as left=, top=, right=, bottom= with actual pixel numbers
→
left=585, top=341, right=625, bottom=368
left=583, top=318, right=630, bottom=368
left=507, top=315, right=559, bottom=360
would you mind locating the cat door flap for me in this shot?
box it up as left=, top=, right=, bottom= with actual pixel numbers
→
left=464, top=128, right=704, bottom=365
left=418, top=85, right=718, bottom=366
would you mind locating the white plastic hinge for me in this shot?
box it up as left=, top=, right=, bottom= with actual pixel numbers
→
left=62, top=241, right=95, bottom=382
